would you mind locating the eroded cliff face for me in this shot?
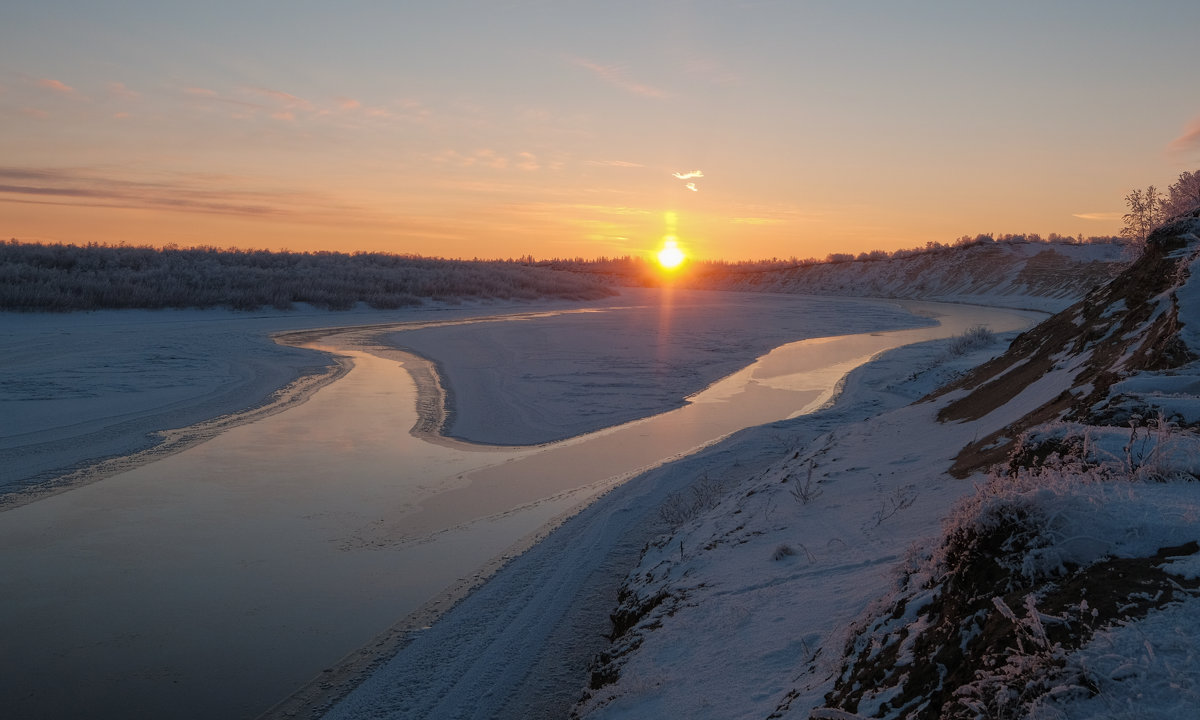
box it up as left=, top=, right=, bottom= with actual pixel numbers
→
left=929, top=215, right=1200, bottom=477
left=718, top=240, right=1127, bottom=312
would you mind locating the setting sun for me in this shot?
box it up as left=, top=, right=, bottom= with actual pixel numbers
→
left=657, top=238, right=686, bottom=269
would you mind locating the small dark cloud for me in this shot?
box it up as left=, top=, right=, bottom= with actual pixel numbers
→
left=0, top=184, right=86, bottom=197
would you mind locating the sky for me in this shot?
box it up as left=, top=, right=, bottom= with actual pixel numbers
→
left=2, top=1, right=1199, bottom=261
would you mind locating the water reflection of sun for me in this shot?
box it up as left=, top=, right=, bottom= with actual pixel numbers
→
left=657, top=238, right=685, bottom=270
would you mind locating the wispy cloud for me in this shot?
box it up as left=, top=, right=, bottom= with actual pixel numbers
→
left=678, top=54, right=741, bottom=86
left=569, top=57, right=667, bottom=99
left=37, top=78, right=74, bottom=94
left=243, top=86, right=314, bottom=112
left=516, top=152, right=540, bottom=171
left=516, top=202, right=652, bottom=218
left=179, top=84, right=418, bottom=127
left=436, top=149, right=498, bottom=169
left=1072, top=212, right=1122, bottom=221
left=685, top=182, right=698, bottom=192
left=477, top=149, right=508, bottom=169
left=107, top=82, right=138, bottom=100
left=730, top=217, right=782, bottom=225
left=435, top=148, right=547, bottom=171
left=1168, top=114, right=1200, bottom=156
left=0, top=166, right=362, bottom=222
left=586, top=160, right=644, bottom=168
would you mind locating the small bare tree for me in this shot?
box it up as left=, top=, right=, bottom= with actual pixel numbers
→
left=788, top=462, right=823, bottom=505
left=1121, top=185, right=1167, bottom=248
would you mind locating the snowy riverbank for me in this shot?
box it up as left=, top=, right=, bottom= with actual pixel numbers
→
left=315, top=303, right=1042, bottom=720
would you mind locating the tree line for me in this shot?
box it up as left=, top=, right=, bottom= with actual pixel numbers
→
left=0, top=241, right=615, bottom=312
left=1, top=206, right=1150, bottom=312
left=1122, top=169, right=1200, bottom=245
left=543, top=231, right=1126, bottom=288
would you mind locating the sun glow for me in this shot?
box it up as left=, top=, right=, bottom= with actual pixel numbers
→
left=657, top=238, right=685, bottom=269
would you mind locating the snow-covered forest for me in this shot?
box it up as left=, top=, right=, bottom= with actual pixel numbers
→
left=2, top=232, right=1131, bottom=313
left=0, top=241, right=616, bottom=311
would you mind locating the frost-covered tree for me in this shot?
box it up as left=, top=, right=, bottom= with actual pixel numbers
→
left=1121, top=185, right=1167, bottom=246
left=1121, top=170, right=1200, bottom=248
left=1163, top=169, right=1200, bottom=219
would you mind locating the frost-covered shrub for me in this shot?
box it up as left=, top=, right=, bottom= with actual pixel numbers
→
left=787, top=461, right=823, bottom=505
left=1008, top=416, right=1200, bottom=484
left=772, top=543, right=797, bottom=561
left=657, top=475, right=725, bottom=527
left=943, top=324, right=996, bottom=358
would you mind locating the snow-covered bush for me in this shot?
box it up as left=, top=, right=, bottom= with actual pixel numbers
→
left=943, top=324, right=996, bottom=358
left=657, top=475, right=726, bottom=527
left=1007, top=416, right=1200, bottom=484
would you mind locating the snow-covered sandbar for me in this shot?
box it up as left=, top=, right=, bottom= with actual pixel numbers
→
left=382, top=289, right=940, bottom=446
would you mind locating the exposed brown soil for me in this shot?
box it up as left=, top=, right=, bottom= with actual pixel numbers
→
left=928, top=221, right=1200, bottom=477
left=946, top=392, right=1074, bottom=478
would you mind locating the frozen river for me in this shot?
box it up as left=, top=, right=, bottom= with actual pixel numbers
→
left=0, top=294, right=1040, bottom=719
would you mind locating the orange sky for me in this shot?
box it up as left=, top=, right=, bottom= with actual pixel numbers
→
left=3, top=2, right=1200, bottom=261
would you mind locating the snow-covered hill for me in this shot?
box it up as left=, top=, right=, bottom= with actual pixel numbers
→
left=715, top=241, right=1128, bottom=312
left=574, top=217, right=1200, bottom=719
